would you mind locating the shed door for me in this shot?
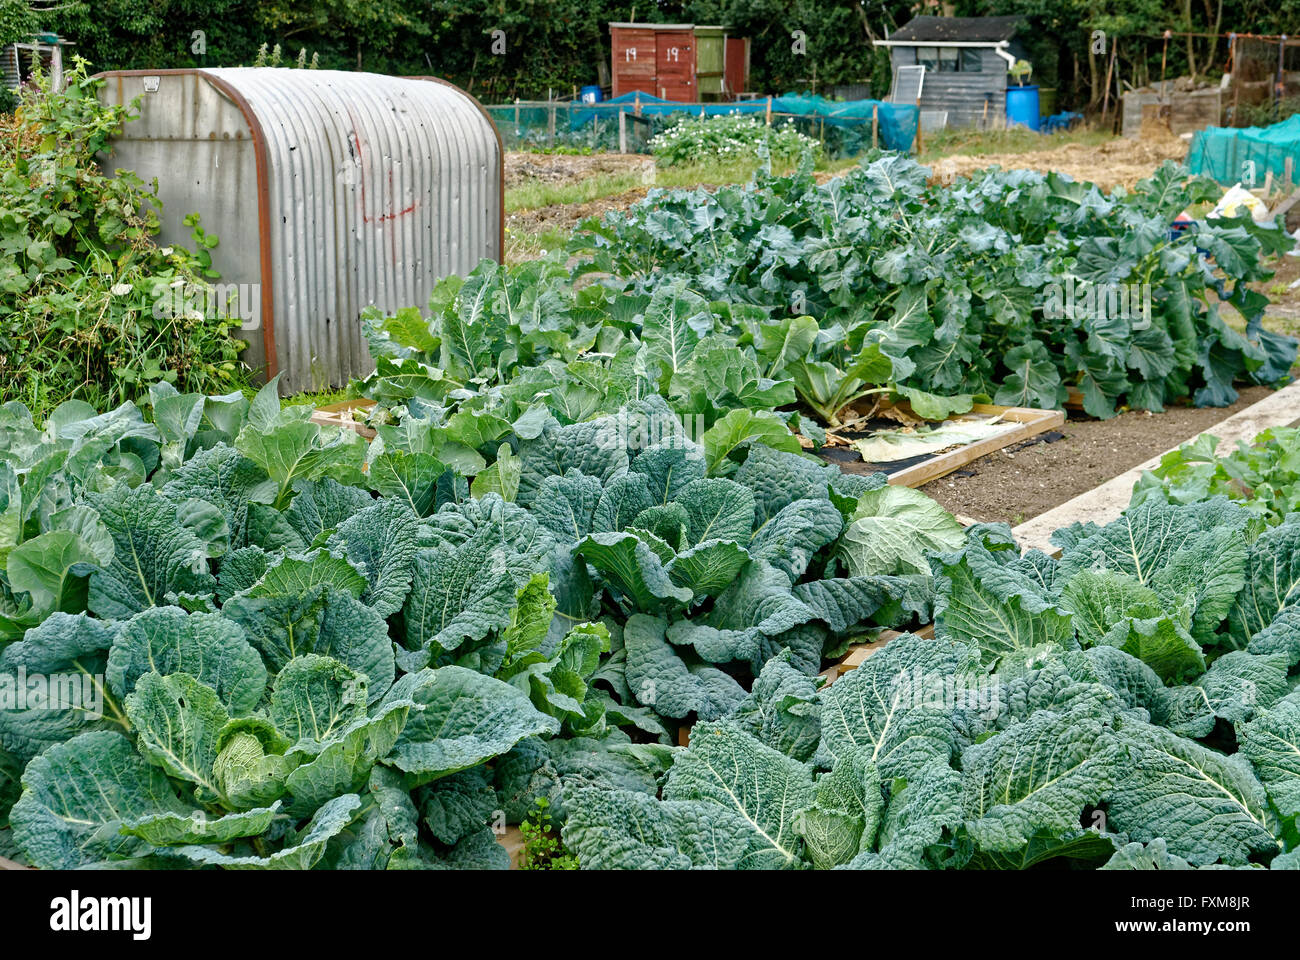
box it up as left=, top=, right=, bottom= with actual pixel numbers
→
left=612, top=27, right=656, bottom=98
left=655, top=32, right=695, bottom=101
left=724, top=37, right=749, bottom=97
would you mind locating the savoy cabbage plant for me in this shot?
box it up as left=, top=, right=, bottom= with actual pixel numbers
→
left=562, top=498, right=1300, bottom=870
left=570, top=154, right=1296, bottom=420
left=6, top=367, right=1300, bottom=870
left=0, top=379, right=943, bottom=869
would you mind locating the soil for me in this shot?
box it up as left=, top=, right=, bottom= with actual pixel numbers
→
left=928, top=122, right=1189, bottom=191
left=504, top=152, right=654, bottom=189
left=1254, top=249, right=1300, bottom=337
left=919, top=385, right=1275, bottom=525
left=508, top=186, right=650, bottom=237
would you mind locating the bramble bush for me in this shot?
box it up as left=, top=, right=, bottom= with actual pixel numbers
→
left=0, top=61, right=248, bottom=413
left=649, top=113, right=821, bottom=168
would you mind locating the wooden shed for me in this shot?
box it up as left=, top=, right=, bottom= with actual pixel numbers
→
left=609, top=22, right=750, bottom=101
left=875, top=16, right=1026, bottom=128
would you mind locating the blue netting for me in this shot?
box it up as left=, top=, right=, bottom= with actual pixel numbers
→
left=1187, top=114, right=1300, bottom=186
left=568, top=92, right=918, bottom=154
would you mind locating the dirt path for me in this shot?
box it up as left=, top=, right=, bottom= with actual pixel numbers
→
left=927, top=125, right=1188, bottom=191
left=920, top=385, right=1276, bottom=525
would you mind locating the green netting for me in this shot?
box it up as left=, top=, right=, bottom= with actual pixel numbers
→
left=1187, top=114, right=1300, bottom=187
left=485, top=93, right=918, bottom=157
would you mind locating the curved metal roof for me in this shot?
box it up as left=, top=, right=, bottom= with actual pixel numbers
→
left=205, top=68, right=502, bottom=392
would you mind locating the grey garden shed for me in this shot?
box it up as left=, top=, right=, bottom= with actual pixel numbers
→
left=95, top=68, right=504, bottom=394
left=875, top=16, right=1027, bottom=128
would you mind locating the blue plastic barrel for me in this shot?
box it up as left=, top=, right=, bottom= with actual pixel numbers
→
left=1005, top=85, right=1041, bottom=132
left=580, top=85, right=603, bottom=104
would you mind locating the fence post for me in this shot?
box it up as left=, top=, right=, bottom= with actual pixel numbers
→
left=765, top=96, right=772, bottom=125
left=1277, top=35, right=1288, bottom=123
left=1230, top=34, right=1241, bottom=126
left=1286, top=156, right=1295, bottom=192
left=619, top=109, right=627, bottom=153
left=635, top=92, right=642, bottom=117
left=872, top=102, right=879, bottom=149
left=548, top=102, right=556, bottom=147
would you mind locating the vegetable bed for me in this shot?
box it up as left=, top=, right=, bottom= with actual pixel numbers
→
left=0, top=385, right=947, bottom=869
left=2, top=382, right=1299, bottom=870
left=572, top=154, right=1297, bottom=420
left=4, top=146, right=1300, bottom=872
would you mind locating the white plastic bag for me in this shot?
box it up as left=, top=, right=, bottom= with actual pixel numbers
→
left=1209, top=183, right=1269, bottom=223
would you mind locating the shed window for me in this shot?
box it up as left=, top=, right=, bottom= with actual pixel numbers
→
left=914, top=46, right=981, bottom=72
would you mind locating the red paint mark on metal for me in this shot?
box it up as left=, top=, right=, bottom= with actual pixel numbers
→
left=347, top=114, right=417, bottom=225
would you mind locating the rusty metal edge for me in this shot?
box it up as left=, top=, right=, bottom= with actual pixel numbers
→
left=94, top=69, right=279, bottom=381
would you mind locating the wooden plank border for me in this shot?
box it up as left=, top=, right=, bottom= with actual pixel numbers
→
left=499, top=826, right=527, bottom=869
left=823, top=403, right=1065, bottom=489
left=819, top=623, right=937, bottom=686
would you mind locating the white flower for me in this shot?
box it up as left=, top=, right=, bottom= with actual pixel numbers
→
left=160, top=246, right=174, bottom=256
left=110, top=283, right=133, bottom=296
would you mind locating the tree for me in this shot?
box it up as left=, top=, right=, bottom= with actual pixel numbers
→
left=0, top=0, right=34, bottom=48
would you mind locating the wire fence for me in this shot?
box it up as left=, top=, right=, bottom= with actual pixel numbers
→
left=484, top=95, right=919, bottom=157
left=1229, top=36, right=1300, bottom=127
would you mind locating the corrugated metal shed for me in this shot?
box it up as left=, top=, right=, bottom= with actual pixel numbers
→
left=95, top=68, right=504, bottom=394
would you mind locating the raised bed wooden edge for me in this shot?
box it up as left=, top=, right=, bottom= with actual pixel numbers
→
left=826, top=402, right=1066, bottom=489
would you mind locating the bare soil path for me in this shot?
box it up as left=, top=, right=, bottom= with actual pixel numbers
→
left=920, top=386, right=1275, bottom=525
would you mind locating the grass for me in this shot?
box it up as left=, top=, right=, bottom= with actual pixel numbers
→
left=1262, top=311, right=1300, bottom=341
left=506, top=171, right=647, bottom=213
left=239, top=384, right=354, bottom=411
left=505, top=225, right=573, bottom=263
left=287, top=386, right=353, bottom=408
